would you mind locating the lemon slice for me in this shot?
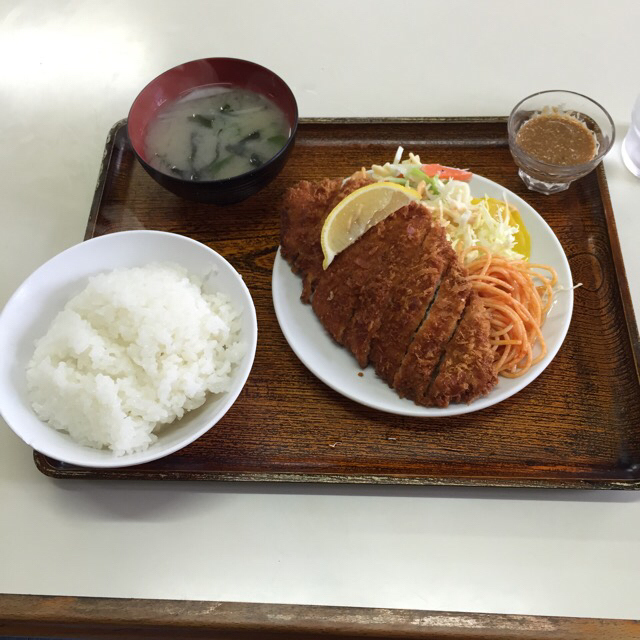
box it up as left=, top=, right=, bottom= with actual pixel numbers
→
left=321, top=182, right=422, bottom=269
left=472, top=197, right=531, bottom=259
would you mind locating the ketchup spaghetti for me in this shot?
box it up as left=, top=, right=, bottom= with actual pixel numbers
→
left=461, top=247, right=557, bottom=378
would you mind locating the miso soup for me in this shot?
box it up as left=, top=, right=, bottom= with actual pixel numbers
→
left=145, top=86, right=290, bottom=181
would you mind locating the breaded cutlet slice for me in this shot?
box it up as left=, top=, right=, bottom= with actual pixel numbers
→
left=360, top=215, right=453, bottom=377
left=341, top=202, right=434, bottom=367
left=280, top=177, right=342, bottom=303
left=312, top=203, right=424, bottom=346
left=280, top=174, right=373, bottom=302
left=426, top=293, right=498, bottom=407
left=393, top=259, right=471, bottom=405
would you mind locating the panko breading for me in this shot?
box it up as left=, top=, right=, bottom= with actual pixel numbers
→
left=427, top=293, right=498, bottom=407
left=281, top=174, right=372, bottom=302
left=341, top=202, right=434, bottom=367
left=311, top=208, right=396, bottom=346
left=392, top=260, right=471, bottom=404
left=368, top=221, right=454, bottom=385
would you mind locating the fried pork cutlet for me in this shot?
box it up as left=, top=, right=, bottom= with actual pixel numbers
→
left=336, top=202, right=433, bottom=365
left=427, top=293, right=498, bottom=407
left=366, top=220, right=454, bottom=383
left=280, top=176, right=499, bottom=407
left=311, top=206, right=404, bottom=345
left=280, top=178, right=341, bottom=303
left=392, top=260, right=471, bottom=404
left=280, top=174, right=373, bottom=302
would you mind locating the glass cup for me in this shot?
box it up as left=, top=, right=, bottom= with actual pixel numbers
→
left=508, top=90, right=615, bottom=195
left=622, top=94, right=640, bottom=178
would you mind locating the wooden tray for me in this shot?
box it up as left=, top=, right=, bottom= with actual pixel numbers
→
left=34, top=118, right=640, bottom=488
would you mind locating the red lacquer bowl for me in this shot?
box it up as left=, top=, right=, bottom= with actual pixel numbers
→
left=128, top=58, right=298, bottom=205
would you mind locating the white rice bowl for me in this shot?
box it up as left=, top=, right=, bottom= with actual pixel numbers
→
left=0, top=231, right=257, bottom=468
left=27, top=263, right=246, bottom=456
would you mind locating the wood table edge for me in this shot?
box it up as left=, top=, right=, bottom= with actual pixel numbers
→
left=0, top=594, right=638, bottom=639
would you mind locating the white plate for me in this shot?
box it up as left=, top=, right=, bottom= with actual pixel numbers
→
left=272, top=174, right=573, bottom=417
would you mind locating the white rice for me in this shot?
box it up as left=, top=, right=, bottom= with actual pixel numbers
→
left=26, top=263, right=245, bottom=455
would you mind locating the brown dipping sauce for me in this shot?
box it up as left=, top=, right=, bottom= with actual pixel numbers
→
left=515, top=113, right=597, bottom=165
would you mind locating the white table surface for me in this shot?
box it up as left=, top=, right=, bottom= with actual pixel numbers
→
left=1, top=0, right=640, bottom=620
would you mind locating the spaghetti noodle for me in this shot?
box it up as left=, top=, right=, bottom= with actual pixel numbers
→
left=461, top=247, right=557, bottom=378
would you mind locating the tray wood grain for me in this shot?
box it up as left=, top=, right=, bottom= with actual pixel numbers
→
left=34, top=118, right=640, bottom=488
left=2, top=594, right=640, bottom=639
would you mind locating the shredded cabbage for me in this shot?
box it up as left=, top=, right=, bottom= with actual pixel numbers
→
left=368, top=147, right=525, bottom=262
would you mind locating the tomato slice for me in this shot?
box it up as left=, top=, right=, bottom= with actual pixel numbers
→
left=421, top=164, right=473, bottom=182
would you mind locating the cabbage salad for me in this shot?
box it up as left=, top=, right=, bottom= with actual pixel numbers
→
left=368, top=147, right=527, bottom=262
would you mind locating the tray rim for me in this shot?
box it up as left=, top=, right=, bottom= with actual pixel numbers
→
left=33, top=117, right=640, bottom=489
left=2, top=593, right=640, bottom=639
